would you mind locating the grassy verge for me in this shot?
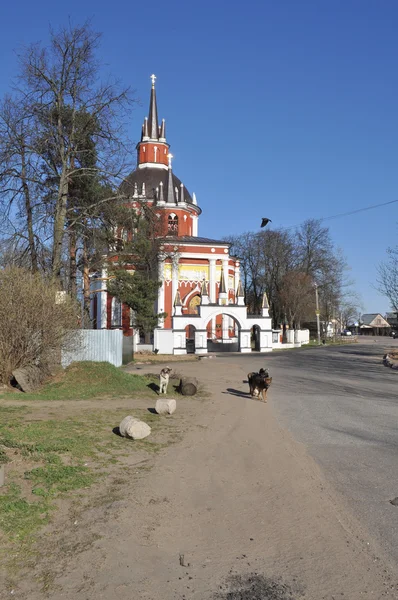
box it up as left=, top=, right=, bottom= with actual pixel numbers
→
left=0, top=361, right=155, bottom=401
left=132, top=353, right=199, bottom=364
left=0, top=363, right=187, bottom=569
left=0, top=405, right=173, bottom=545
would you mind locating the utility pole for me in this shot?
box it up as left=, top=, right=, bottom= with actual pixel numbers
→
left=314, top=282, right=321, bottom=345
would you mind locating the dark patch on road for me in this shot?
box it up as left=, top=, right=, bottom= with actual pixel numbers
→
left=213, top=573, right=303, bottom=599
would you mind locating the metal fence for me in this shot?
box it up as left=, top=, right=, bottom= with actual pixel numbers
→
left=61, top=330, right=123, bottom=368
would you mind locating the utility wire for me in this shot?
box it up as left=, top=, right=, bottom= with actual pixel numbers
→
left=278, top=198, right=398, bottom=232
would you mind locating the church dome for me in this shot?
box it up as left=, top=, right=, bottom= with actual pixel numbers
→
left=121, top=166, right=193, bottom=204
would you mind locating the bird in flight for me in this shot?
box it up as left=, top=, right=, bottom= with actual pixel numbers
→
left=260, top=218, right=272, bottom=228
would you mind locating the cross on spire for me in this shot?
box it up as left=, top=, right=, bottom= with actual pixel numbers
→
left=150, top=74, right=156, bottom=88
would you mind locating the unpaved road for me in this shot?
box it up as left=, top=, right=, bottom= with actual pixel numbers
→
left=16, top=344, right=398, bottom=600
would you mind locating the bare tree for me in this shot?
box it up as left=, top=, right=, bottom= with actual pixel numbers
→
left=3, top=21, right=135, bottom=286
left=279, top=271, right=314, bottom=329
left=0, top=96, right=49, bottom=271
left=228, top=219, right=358, bottom=336
left=377, top=246, right=398, bottom=311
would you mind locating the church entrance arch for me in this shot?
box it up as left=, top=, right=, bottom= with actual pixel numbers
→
left=185, top=324, right=196, bottom=354
left=251, top=325, right=261, bottom=351
left=204, top=312, right=241, bottom=353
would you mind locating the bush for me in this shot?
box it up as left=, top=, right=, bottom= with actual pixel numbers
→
left=0, top=267, right=79, bottom=384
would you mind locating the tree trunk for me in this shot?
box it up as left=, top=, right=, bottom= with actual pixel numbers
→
left=82, top=237, right=91, bottom=328
left=21, top=144, right=38, bottom=272
left=179, top=377, right=198, bottom=396
left=68, top=227, right=77, bottom=298
left=52, top=173, right=68, bottom=285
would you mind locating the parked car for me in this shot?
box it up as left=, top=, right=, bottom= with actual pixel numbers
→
left=341, top=330, right=352, bottom=336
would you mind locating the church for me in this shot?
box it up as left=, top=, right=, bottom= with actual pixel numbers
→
left=91, top=76, right=273, bottom=355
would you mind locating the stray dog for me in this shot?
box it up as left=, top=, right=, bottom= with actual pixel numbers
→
left=247, top=368, right=272, bottom=402
left=159, top=367, right=172, bottom=394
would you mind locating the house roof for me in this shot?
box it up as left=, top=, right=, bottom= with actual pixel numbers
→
left=361, top=313, right=390, bottom=327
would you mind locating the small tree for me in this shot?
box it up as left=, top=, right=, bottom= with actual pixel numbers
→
left=0, top=267, right=79, bottom=384
left=107, top=269, right=166, bottom=337
left=377, top=246, right=398, bottom=311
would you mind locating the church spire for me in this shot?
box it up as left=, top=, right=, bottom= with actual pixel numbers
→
left=166, top=153, right=175, bottom=203
left=159, top=118, right=166, bottom=141
left=137, top=76, right=169, bottom=169
left=148, top=74, right=159, bottom=140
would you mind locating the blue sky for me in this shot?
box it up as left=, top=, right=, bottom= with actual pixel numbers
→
left=1, top=0, right=398, bottom=314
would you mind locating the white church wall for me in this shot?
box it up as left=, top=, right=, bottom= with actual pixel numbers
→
left=154, top=329, right=174, bottom=354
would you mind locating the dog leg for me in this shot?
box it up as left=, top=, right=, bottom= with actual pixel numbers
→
left=262, top=389, right=267, bottom=402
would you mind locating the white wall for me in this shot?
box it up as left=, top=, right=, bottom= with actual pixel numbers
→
left=154, top=329, right=174, bottom=354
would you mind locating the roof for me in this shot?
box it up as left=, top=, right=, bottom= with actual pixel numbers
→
left=361, top=313, right=390, bottom=327
left=161, top=236, right=230, bottom=246
left=120, top=167, right=194, bottom=205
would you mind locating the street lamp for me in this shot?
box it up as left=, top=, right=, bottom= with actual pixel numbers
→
left=314, top=282, right=321, bottom=345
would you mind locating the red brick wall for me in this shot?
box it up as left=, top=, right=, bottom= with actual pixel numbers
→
left=138, top=142, right=169, bottom=166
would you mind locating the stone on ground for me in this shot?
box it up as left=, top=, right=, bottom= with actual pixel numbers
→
left=155, top=398, right=176, bottom=415
left=179, top=377, right=198, bottom=396
left=119, top=416, right=151, bottom=440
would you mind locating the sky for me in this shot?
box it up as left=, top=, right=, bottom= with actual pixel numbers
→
left=1, top=0, right=398, bottom=314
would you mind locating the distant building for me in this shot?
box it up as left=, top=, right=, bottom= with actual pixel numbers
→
left=386, top=312, right=398, bottom=331
left=359, top=313, right=391, bottom=336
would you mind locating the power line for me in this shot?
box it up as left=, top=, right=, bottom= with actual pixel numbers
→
left=279, top=198, right=398, bottom=232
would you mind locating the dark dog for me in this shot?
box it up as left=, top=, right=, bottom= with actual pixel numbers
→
left=247, top=368, right=272, bottom=402
left=159, top=367, right=172, bottom=394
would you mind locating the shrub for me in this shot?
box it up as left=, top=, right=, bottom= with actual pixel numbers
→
left=0, top=267, right=79, bottom=384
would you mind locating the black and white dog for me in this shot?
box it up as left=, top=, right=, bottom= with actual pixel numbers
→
left=247, top=368, right=272, bottom=402
left=159, top=367, right=172, bottom=394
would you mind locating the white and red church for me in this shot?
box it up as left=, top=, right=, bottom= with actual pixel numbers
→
left=91, top=76, right=273, bottom=354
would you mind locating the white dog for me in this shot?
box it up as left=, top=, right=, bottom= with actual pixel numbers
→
left=159, top=367, right=172, bottom=394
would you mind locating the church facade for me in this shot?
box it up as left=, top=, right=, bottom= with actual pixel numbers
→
left=91, top=76, right=273, bottom=354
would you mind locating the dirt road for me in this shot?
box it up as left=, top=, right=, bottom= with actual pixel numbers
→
left=13, top=357, right=398, bottom=599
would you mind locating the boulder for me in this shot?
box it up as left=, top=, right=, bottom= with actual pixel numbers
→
left=12, top=365, right=47, bottom=392
left=119, top=416, right=151, bottom=440
left=155, top=398, right=176, bottom=415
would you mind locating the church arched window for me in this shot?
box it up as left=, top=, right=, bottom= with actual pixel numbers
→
left=167, top=213, right=178, bottom=235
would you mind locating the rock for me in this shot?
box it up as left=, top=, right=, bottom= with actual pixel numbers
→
left=179, top=377, right=198, bottom=396
left=119, top=416, right=151, bottom=440
left=155, top=398, right=176, bottom=415
left=12, top=365, right=47, bottom=392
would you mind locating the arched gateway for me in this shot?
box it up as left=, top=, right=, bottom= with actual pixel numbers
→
left=164, top=286, right=273, bottom=356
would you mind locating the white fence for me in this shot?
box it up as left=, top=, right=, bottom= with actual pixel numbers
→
left=272, top=328, right=310, bottom=348
left=61, top=330, right=123, bottom=368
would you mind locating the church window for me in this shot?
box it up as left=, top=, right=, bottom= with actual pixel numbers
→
left=167, top=213, right=178, bottom=235
left=154, top=146, right=158, bottom=162
left=129, top=308, right=134, bottom=328
left=111, top=297, right=122, bottom=328
left=188, top=295, right=200, bottom=315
